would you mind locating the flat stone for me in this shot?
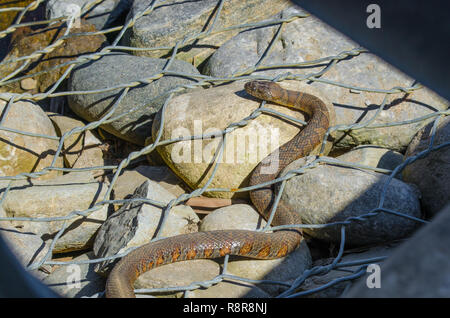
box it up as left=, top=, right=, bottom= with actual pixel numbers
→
left=0, top=171, right=109, bottom=253
left=111, top=165, right=186, bottom=201
left=122, top=0, right=291, bottom=67
left=344, top=204, right=450, bottom=297
left=68, top=52, right=200, bottom=145
left=152, top=80, right=335, bottom=199
left=402, top=116, right=450, bottom=217
left=280, top=156, right=422, bottom=246
left=0, top=100, right=63, bottom=180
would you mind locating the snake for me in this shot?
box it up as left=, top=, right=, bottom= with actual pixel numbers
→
left=105, top=81, right=331, bottom=297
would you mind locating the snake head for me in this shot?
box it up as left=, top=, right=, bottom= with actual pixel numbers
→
left=244, top=81, right=281, bottom=101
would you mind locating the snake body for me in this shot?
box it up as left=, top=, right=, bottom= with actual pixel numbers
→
left=105, top=81, right=330, bottom=297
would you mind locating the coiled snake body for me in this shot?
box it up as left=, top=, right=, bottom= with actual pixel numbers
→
left=105, top=81, right=330, bottom=297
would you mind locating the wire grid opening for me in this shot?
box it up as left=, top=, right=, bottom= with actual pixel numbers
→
left=0, top=0, right=449, bottom=298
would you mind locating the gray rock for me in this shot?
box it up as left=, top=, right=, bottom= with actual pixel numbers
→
left=0, top=171, right=109, bottom=253
left=299, top=244, right=396, bottom=298
left=402, top=116, right=450, bottom=217
left=336, top=145, right=404, bottom=179
left=46, top=0, right=129, bottom=30
left=0, top=225, right=51, bottom=280
left=122, top=0, right=291, bottom=67
left=67, top=53, right=200, bottom=145
left=93, top=180, right=199, bottom=274
left=344, top=204, right=450, bottom=297
left=111, top=165, right=186, bottom=201
left=43, top=252, right=106, bottom=298
left=205, top=6, right=448, bottom=152
left=280, top=156, right=422, bottom=246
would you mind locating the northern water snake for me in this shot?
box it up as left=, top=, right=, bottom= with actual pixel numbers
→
left=105, top=81, right=331, bottom=297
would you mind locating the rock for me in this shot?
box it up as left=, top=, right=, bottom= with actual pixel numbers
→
left=152, top=80, right=335, bottom=199
left=205, top=6, right=448, bottom=152
left=47, top=113, right=106, bottom=169
left=0, top=171, right=109, bottom=253
left=67, top=53, right=200, bottom=145
left=336, top=145, right=404, bottom=179
left=0, top=99, right=63, bottom=180
left=43, top=252, right=106, bottom=298
left=204, top=6, right=309, bottom=78
left=280, top=156, right=422, bottom=246
left=200, top=204, right=267, bottom=232
left=189, top=280, right=270, bottom=298
left=93, top=180, right=199, bottom=274
left=46, top=0, right=129, bottom=30
left=122, top=0, right=291, bottom=67
left=111, top=165, right=186, bottom=201
left=135, top=259, right=220, bottom=298
left=0, top=21, right=106, bottom=94
left=299, top=244, right=396, bottom=298
left=402, top=116, right=450, bottom=217
left=199, top=204, right=312, bottom=296
left=344, top=204, right=450, bottom=297
left=0, top=1, right=36, bottom=31
left=0, top=224, right=51, bottom=280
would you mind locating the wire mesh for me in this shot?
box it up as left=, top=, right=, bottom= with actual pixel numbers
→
left=0, top=0, right=449, bottom=298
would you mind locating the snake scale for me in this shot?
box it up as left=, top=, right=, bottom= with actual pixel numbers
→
left=105, top=81, right=331, bottom=297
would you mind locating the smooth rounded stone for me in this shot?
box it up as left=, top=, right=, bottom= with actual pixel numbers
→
left=47, top=113, right=106, bottom=169
left=0, top=171, right=109, bottom=253
left=135, top=259, right=220, bottom=298
left=336, top=145, right=404, bottom=179
left=46, top=0, right=128, bottom=30
left=200, top=204, right=266, bottom=232
left=0, top=100, right=63, bottom=180
left=0, top=21, right=106, bottom=94
left=344, top=204, right=450, bottom=297
left=111, top=165, right=186, bottom=201
left=93, top=180, right=199, bottom=274
left=188, top=280, right=270, bottom=298
left=205, top=6, right=448, bottom=152
left=67, top=53, right=200, bottom=145
left=299, top=244, right=396, bottom=298
left=152, top=80, right=335, bottom=199
left=199, top=203, right=312, bottom=296
left=0, top=225, right=51, bottom=280
left=280, top=156, right=422, bottom=246
left=122, top=0, right=290, bottom=67
left=402, top=116, right=450, bottom=217
left=43, top=252, right=106, bottom=298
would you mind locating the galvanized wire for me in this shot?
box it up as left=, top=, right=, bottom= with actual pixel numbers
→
left=0, top=0, right=448, bottom=298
